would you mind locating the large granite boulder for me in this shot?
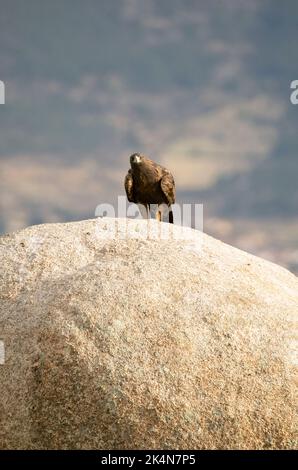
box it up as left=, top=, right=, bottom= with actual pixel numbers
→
left=0, top=218, right=297, bottom=449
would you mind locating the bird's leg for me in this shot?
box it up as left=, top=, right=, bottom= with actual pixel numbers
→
left=138, top=204, right=149, bottom=220
left=145, top=204, right=151, bottom=239
left=169, top=206, right=174, bottom=224
left=156, top=204, right=172, bottom=223
left=156, top=205, right=162, bottom=222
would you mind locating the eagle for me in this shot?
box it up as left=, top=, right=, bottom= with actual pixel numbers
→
left=124, top=153, right=175, bottom=223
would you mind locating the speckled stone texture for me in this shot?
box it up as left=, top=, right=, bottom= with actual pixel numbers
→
left=0, top=218, right=297, bottom=449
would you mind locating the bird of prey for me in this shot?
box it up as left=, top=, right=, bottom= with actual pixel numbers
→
left=124, top=153, right=175, bottom=223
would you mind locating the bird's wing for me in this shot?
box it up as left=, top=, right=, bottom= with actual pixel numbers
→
left=160, top=172, right=176, bottom=205
left=124, top=170, right=134, bottom=202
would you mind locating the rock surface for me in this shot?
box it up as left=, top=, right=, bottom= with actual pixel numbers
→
left=0, top=218, right=297, bottom=449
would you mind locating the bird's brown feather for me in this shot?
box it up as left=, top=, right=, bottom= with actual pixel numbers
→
left=124, top=170, right=134, bottom=202
left=160, top=172, right=176, bottom=205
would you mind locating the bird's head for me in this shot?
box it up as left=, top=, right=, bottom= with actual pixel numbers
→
left=130, top=153, right=143, bottom=166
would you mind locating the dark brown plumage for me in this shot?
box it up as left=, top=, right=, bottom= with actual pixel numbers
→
left=124, top=153, right=175, bottom=223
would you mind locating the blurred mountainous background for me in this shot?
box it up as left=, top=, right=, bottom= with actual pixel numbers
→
left=0, top=0, right=297, bottom=273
